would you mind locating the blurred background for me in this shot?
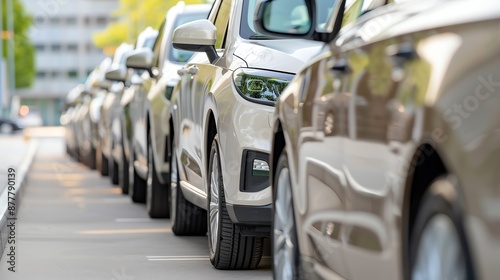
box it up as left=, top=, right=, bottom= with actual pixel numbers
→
left=0, top=0, right=210, bottom=127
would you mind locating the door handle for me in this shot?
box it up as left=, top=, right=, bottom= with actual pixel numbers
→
left=386, top=42, right=416, bottom=61
left=177, top=67, right=187, bottom=76
left=329, top=58, right=350, bottom=74
left=187, top=65, right=199, bottom=75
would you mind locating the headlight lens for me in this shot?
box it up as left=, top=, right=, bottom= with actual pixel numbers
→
left=233, top=68, right=294, bottom=105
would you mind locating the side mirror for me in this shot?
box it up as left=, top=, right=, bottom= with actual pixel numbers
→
left=105, top=65, right=128, bottom=83
left=126, top=48, right=154, bottom=71
left=172, top=19, right=219, bottom=64
left=92, top=78, right=111, bottom=91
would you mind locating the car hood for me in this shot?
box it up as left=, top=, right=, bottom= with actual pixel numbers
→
left=234, top=39, right=324, bottom=73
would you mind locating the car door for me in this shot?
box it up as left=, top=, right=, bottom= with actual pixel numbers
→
left=134, top=23, right=167, bottom=169
left=339, top=2, right=418, bottom=279
left=178, top=0, right=231, bottom=193
left=294, top=49, right=350, bottom=278
left=296, top=1, right=410, bottom=278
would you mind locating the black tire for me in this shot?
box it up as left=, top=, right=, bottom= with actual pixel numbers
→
left=110, top=157, right=119, bottom=185
left=110, top=142, right=119, bottom=185
left=410, top=177, right=475, bottom=280
left=119, top=142, right=129, bottom=195
left=128, top=151, right=147, bottom=203
left=88, top=146, right=97, bottom=170
left=170, top=137, right=206, bottom=236
left=207, top=135, right=263, bottom=270
left=99, top=147, right=109, bottom=176
left=146, top=134, right=170, bottom=218
left=273, top=149, right=301, bottom=279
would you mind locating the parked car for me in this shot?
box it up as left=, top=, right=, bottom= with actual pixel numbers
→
left=168, top=0, right=329, bottom=270
left=0, top=117, right=23, bottom=134
left=88, top=58, right=113, bottom=175
left=100, top=43, right=134, bottom=184
left=62, top=84, right=86, bottom=159
left=257, top=0, right=500, bottom=279
left=116, top=27, right=158, bottom=195
left=123, top=2, right=211, bottom=218
left=73, top=89, right=97, bottom=167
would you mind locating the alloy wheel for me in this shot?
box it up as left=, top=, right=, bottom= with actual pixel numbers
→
left=274, top=166, right=297, bottom=279
left=412, top=214, right=466, bottom=280
left=0, top=124, right=13, bottom=134
left=208, top=150, right=220, bottom=256
left=170, top=144, right=178, bottom=225
left=146, top=143, right=153, bottom=214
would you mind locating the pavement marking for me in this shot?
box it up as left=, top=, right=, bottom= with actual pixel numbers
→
left=100, top=198, right=132, bottom=203
left=115, top=218, right=153, bottom=223
left=147, top=256, right=210, bottom=261
left=79, top=228, right=172, bottom=235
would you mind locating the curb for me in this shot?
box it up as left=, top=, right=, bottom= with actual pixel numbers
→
left=0, top=139, right=39, bottom=259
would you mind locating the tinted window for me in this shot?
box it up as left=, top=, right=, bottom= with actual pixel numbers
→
left=152, top=21, right=166, bottom=68
left=241, top=0, right=336, bottom=39
left=342, top=0, right=381, bottom=28
left=213, top=0, right=232, bottom=49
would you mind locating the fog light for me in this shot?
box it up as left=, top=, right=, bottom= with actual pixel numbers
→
left=241, top=150, right=270, bottom=193
left=253, top=159, right=270, bottom=176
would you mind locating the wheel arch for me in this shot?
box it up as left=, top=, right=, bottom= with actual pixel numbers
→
left=205, top=110, right=218, bottom=175
left=402, top=143, right=449, bottom=279
left=271, top=120, right=285, bottom=192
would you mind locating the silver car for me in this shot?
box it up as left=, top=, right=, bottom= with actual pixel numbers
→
left=123, top=3, right=211, bottom=219
left=169, top=0, right=328, bottom=270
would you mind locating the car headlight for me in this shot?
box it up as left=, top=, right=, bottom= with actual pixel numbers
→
left=233, top=68, right=294, bottom=105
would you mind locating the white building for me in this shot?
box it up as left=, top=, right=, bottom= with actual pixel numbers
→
left=18, top=0, right=118, bottom=125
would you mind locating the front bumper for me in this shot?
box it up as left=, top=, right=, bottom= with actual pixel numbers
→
left=226, top=203, right=272, bottom=236
left=226, top=203, right=272, bottom=225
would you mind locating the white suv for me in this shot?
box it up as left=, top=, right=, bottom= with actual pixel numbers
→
left=169, top=0, right=324, bottom=269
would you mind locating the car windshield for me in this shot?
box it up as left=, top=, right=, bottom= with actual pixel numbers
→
left=241, top=0, right=337, bottom=39
left=240, top=0, right=263, bottom=39
left=143, top=37, right=156, bottom=49
left=170, top=12, right=208, bottom=63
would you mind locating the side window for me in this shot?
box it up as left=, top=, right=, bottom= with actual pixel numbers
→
left=212, top=0, right=231, bottom=49
left=342, top=0, right=364, bottom=28
left=342, top=0, right=385, bottom=28
left=152, top=21, right=166, bottom=68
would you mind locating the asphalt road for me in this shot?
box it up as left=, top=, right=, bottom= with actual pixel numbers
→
left=0, top=135, right=272, bottom=279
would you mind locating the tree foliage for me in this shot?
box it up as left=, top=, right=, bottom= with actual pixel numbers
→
left=2, top=0, right=35, bottom=88
left=93, top=0, right=206, bottom=53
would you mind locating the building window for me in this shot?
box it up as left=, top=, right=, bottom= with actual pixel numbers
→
left=67, top=70, right=78, bottom=78
left=67, top=44, right=78, bottom=51
left=51, top=44, right=62, bottom=51
left=49, top=17, right=60, bottom=25
left=66, top=17, right=77, bottom=25
left=85, top=44, right=91, bottom=52
left=96, top=17, right=107, bottom=25
left=35, top=44, right=45, bottom=51
left=36, top=72, right=46, bottom=78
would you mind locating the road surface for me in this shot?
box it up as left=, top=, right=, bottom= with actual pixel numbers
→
left=0, top=132, right=272, bottom=280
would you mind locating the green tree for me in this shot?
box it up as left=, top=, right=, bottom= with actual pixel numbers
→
left=2, top=0, right=35, bottom=88
left=93, top=0, right=206, bottom=53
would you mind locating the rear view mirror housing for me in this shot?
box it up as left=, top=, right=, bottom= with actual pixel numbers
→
left=126, top=48, right=155, bottom=71
left=105, top=65, right=128, bottom=83
left=172, top=19, right=219, bottom=64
